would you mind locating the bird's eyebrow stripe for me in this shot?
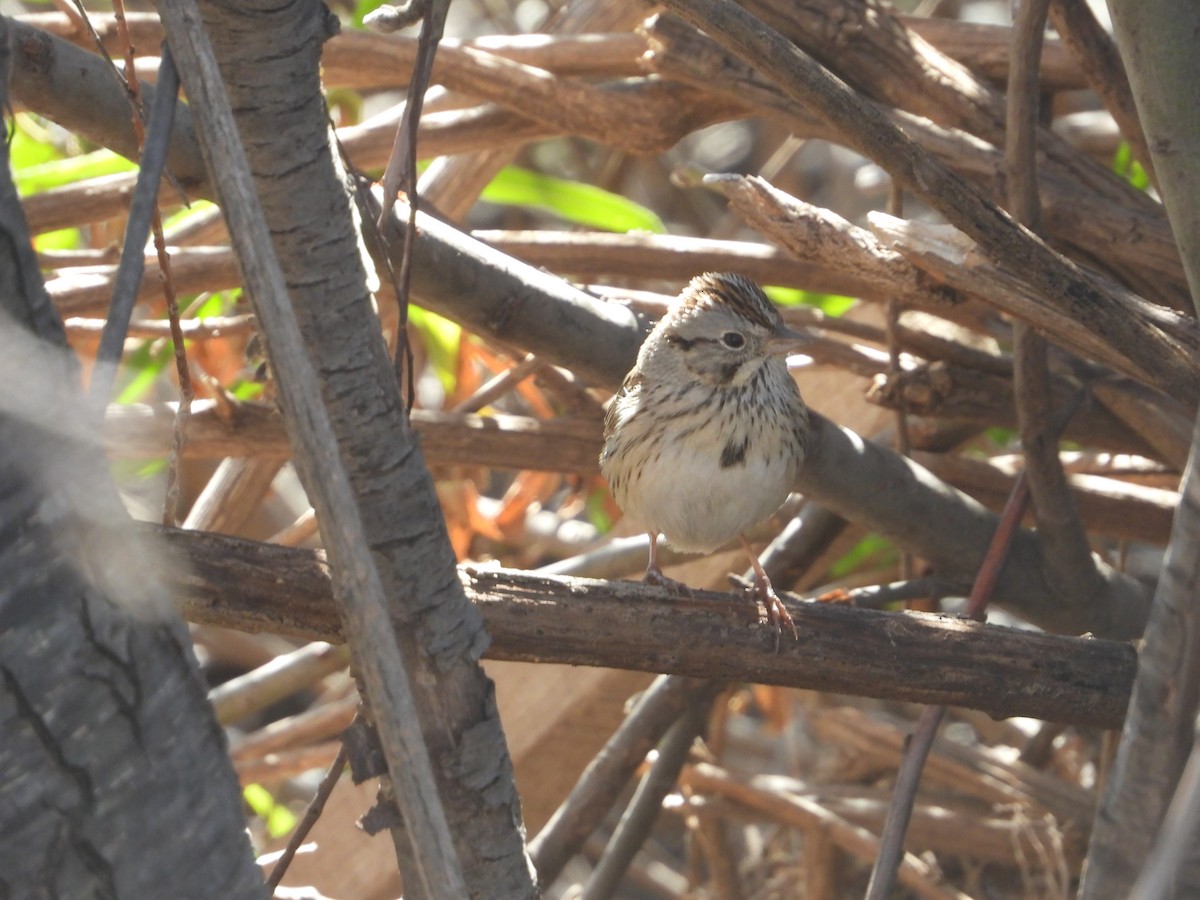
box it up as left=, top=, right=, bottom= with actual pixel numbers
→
left=665, top=334, right=707, bottom=351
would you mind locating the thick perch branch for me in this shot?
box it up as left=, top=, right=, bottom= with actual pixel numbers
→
left=165, top=527, right=1137, bottom=730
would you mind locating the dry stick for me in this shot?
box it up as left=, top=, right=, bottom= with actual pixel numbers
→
left=375, top=0, right=450, bottom=410
left=865, top=472, right=1032, bottom=900
left=362, top=2, right=426, bottom=32
left=170, top=528, right=1137, bottom=728
left=863, top=215, right=1194, bottom=393
left=682, top=765, right=967, bottom=900
left=643, top=12, right=1184, bottom=312
left=697, top=174, right=964, bottom=313
left=375, top=0, right=448, bottom=226
left=106, top=1, right=194, bottom=527
left=449, top=354, right=544, bottom=414
left=12, top=13, right=1177, bottom=307
left=1097, top=400, right=1200, bottom=896
left=528, top=675, right=713, bottom=886
left=885, top=181, right=915, bottom=585
left=268, top=508, right=319, bottom=547
left=208, top=641, right=350, bottom=726
left=182, top=457, right=286, bottom=536
left=412, top=0, right=650, bottom=220
left=654, top=0, right=1199, bottom=405
left=64, top=313, right=256, bottom=339
left=68, top=0, right=133, bottom=109
left=265, top=742, right=349, bottom=893
left=580, top=690, right=717, bottom=900
left=686, top=805, right=744, bottom=900
left=86, top=41, right=179, bottom=407
left=157, top=4, right=467, bottom=895
left=1008, top=0, right=1103, bottom=613
left=1047, top=0, right=1155, bottom=186
left=18, top=11, right=1085, bottom=94
left=885, top=181, right=913, bottom=460
left=230, top=692, right=357, bottom=762
left=152, top=214, right=192, bottom=527
left=48, top=0, right=87, bottom=33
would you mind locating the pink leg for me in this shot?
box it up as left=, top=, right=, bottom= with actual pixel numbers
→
left=740, top=535, right=798, bottom=643
left=644, top=533, right=692, bottom=596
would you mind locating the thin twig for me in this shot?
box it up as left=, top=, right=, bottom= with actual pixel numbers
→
left=86, top=44, right=180, bottom=406
left=449, top=353, right=544, bottom=414
left=377, top=0, right=450, bottom=412
left=885, top=179, right=915, bottom=584
left=529, top=676, right=718, bottom=887
left=580, top=691, right=715, bottom=900
left=1007, top=0, right=1103, bottom=609
left=868, top=389, right=1083, bottom=899
left=103, top=2, right=192, bottom=526
left=1047, top=0, right=1155, bottom=186
left=69, top=0, right=134, bottom=103
left=265, top=742, right=350, bottom=892
left=864, top=470, right=1031, bottom=899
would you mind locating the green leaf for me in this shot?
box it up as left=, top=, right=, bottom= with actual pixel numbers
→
left=193, top=293, right=229, bottom=319
left=135, top=458, right=168, bottom=479
left=232, top=380, right=264, bottom=401
left=829, top=534, right=896, bottom=579
left=481, top=166, right=667, bottom=233
left=34, top=227, right=82, bottom=252
left=115, top=341, right=174, bottom=405
left=984, top=426, right=1018, bottom=448
left=10, top=115, right=63, bottom=171
left=1112, top=141, right=1150, bottom=191
left=409, top=306, right=461, bottom=393
left=162, top=199, right=218, bottom=233
left=350, top=0, right=390, bottom=28
left=243, top=784, right=298, bottom=840
left=243, top=783, right=274, bottom=818
left=764, top=286, right=856, bottom=317
left=586, top=486, right=613, bottom=534
left=16, top=148, right=136, bottom=196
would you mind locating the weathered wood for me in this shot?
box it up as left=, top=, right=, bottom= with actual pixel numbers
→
left=165, top=527, right=1138, bottom=730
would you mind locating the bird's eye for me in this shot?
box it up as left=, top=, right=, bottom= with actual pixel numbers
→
left=721, top=331, right=745, bottom=349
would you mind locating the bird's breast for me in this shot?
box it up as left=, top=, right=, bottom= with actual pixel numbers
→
left=602, top=375, right=805, bottom=553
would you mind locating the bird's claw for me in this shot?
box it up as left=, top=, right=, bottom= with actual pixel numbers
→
left=746, top=577, right=799, bottom=650
left=645, top=565, right=694, bottom=598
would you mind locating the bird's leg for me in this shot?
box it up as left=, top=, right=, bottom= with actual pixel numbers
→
left=644, top=533, right=693, bottom=596
left=740, top=535, right=798, bottom=642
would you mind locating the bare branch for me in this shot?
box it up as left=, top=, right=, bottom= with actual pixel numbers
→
left=159, top=4, right=469, bottom=893
left=164, top=527, right=1137, bottom=729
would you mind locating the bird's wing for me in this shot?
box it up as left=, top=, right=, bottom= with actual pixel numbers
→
left=603, top=368, right=643, bottom=441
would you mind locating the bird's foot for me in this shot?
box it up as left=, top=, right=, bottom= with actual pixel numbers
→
left=746, top=573, right=799, bottom=649
left=645, top=564, right=693, bottom=598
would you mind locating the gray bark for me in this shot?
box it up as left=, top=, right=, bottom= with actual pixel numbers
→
left=0, top=16, right=264, bottom=896
left=1080, top=2, right=1200, bottom=895
left=167, top=2, right=535, bottom=895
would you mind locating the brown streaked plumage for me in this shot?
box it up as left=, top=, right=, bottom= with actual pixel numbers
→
left=600, top=272, right=811, bottom=642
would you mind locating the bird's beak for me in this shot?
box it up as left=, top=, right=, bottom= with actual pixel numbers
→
left=765, top=325, right=810, bottom=357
